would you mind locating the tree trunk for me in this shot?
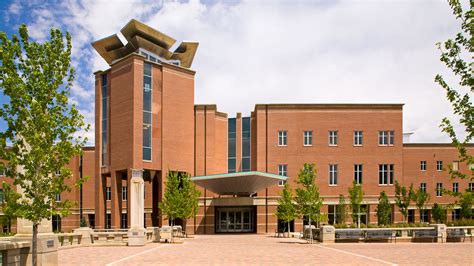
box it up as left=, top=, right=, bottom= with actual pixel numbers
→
left=32, top=222, right=38, bottom=266
left=287, top=221, right=290, bottom=238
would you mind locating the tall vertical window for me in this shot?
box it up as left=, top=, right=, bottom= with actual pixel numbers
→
left=121, top=213, right=128, bottom=229
left=122, top=186, right=128, bottom=201
left=420, top=161, right=427, bottom=171
left=228, top=118, right=236, bottom=173
left=354, top=164, right=363, bottom=184
left=436, top=183, right=443, bottom=197
left=0, top=189, right=3, bottom=202
left=452, top=182, right=458, bottom=193
left=101, top=74, right=108, bottom=166
left=143, top=63, right=152, bottom=161
left=420, top=182, right=426, bottom=192
left=329, top=164, right=338, bottom=185
left=378, top=130, right=394, bottom=145
left=106, top=214, right=111, bottom=229
left=106, top=187, right=111, bottom=201
left=452, top=161, right=459, bottom=171
left=469, top=183, right=474, bottom=191
left=278, top=164, right=287, bottom=186
left=436, top=161, right=443, bottom=171
left=354, top=131, right=363, bottom=146
left=278, top=131, right=287, bottom=146
left=379, top=164, right=394, bottom=185
left=242, top=117, right=251, bottom=172
left=329, top=131, right=338, bottom=146
left=303, top=131, right=313, bottom=146
left=55, top=193, right=61, bottom=202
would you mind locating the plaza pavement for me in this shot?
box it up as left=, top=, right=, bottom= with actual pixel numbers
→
left=59, top=234, right=474, bottom=265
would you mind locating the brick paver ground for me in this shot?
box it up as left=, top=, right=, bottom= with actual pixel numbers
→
left=59, top=234, right=474, bottom=265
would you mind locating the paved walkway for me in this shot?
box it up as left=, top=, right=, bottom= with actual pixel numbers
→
left=59, top=234, right=474, bottom=265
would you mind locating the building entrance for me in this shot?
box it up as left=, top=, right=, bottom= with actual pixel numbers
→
left=215, top=207, right=255, bottom=233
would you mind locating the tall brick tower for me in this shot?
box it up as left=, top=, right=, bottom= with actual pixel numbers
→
left=91, top=19, right=198, bottom=231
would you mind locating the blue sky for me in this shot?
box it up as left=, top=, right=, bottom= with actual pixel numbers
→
left=0, top=0, right=470, bottom=145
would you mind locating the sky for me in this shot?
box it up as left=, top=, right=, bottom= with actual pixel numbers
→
left=0, top=0, right=470, bottom=145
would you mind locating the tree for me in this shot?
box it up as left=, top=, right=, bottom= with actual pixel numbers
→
left=431, top=203, right=447, bottom=223
left=0, top=182, right=20, bottom=233
left=348, top=181, right=364, bottom=226
left=335, top=194, right=347, bottom=225
left=158, top=171, right=200, bottom=233
left=458, top=191, right=473, bottom=219
left=394, top=181, right=414, bottom=223
left=435, top=0, right=473, bottom=181
left=275, top=183, right=298, bottom=236
left=413, top=188, right=430, bottom=223
left=0, top=25, right=88, bottom=265
left=376, top=191, right=392, bottom=226
left=295, top=163, right=323, bottom=227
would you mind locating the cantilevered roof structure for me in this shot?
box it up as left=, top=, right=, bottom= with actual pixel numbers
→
left=191, top=172, right=288, bottom=196
left=91, top=19, right=198, bottom=68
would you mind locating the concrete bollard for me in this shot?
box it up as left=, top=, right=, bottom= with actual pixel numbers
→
left=73, top=227, right=94, bottom=246
left=431, top=224, right=447, bottom=243
left=319, top=225, right=336, bottom=243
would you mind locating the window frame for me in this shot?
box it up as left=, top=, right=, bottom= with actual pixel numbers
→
left=106, top=186, right=111, bottom=201
left=420, top=182, right=427, bottom=192
left=303, top=130, right=313, bottom=146
left=353, top=130, right=363, bottom=146
left=436, top=183, right=443, bottom=197
left=420, top=161, right=427, bottom=171
left=452, top=182, right=458, bottom=193
left=329, top=164, right=338, bottom=186
left=436, top=161, right=443, bottom=171
left=354, top=164, right=363, bottom=184
left=278, top=164, right=287, bottom=186
left=328, top=131, right=338, bottom=146
left=278, top=131, right=288, bottom=147
left=378, top=130, right=394, bottom=146
left=122, top=186, right=128, bottom=201
left=378, top=164, right=394, bottom=185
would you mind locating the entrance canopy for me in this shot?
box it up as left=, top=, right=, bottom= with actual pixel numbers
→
left=191, top=171, right=288, bottom=196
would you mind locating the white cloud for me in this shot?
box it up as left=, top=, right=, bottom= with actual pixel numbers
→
left=17, top=0, right=469, bottom=144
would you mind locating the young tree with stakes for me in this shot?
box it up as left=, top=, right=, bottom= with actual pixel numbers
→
left=413, top=188, right=430, bottom=223
left=394, top=181, right=414, bottom=223
left=336, top=194, right=347, bottom=225
left=348, top=181, right=364, bottom=227
left=376, top=191, right=392, bottom=226
left=275, top=183, right=298, bottom=236
left=0, top=25, right=88, bottom=265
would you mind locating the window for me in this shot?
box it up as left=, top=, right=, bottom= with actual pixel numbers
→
left=420, top=182, right=426, bottom=192
left=436, top=183, right=443, bottom=197
left=278, top=164, right=287, bottom=186
left=329, top=164, right=338, bottom=186
left=378, top=130, right=394, bottom=146
left=469, top=183, right=474, bottom=191
left=242, top=117, right=251, bottom=172
left=0, top=189, right=3, bottom=202
left=106, top=187, right=111, bottom=201
left=303, top=131, right=313, bottom=146
left=436, top=161, right=443, bottom=171
left=408, top=209, right=415, bottom=223
left=452, top=182, right=458, bottom=193
left=329, top=131, right=338, bottom=146
left=101, top=74, right=108, bottom=166
left=421, top=210, right=430, bottom=223
left=379, top=164, right=394, bottom=185
left=55, top=169, right=61, bottom=176
left=278, top=131, right=287, bottom=146
left=122, top=186, right=128, bottom=201
left=143, top=63, right=152, bottom=161
left=55, top=193, right=61, bottom=202
left=420, top=161, right=427, bottom=171
left=354, top=131, right=363, bottom=146
left=328, top=205, right=336, bottom=225
left=452, top=161, right=459, bottom=171
left=52, top=215, right=61, bottom=232
left=106, top=214, right=111, bottom=229
left=228, top=118, right=236, bottom=173
left=354, top=164, right=362, bottom=184
left=121, top=213, right=128, bottom=229
left=452, top=209, right=460, bottom=221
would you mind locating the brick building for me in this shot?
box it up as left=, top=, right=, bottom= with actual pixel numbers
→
left=0, top=19, right=472, bottom=234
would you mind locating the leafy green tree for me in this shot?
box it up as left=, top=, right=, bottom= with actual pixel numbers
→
left=412, top=188, right=430, bottom=223
left=295, top=163, right=323, bottom=225
left=394, top=181, right=414, bottom=223
left=0, top=25, right=88, bottom=265
left=336, top=194, right=347, bottom=225
left=435, top=0, right=473, bottom=181
left=275, top=183, right=298, bottom=235
left=431, top=203, right=447, bottom=223
left=0, top=182, right=20, bottom=233
left=158, top=171, right=200, bottom=233
left=458, top=191, right=473, bottom=219
left=375, top=191, right=392, bottom=226
left=348, top=181, right=364, bottom=225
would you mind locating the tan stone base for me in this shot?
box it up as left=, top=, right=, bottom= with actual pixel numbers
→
left=127, top=228, right=146, bottom=246
left=12, top=233, right=58, bottom=265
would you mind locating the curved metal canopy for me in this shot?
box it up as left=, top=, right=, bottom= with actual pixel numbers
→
left=191, top=171, right=288, bottom=196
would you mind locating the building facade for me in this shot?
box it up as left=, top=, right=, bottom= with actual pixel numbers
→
left=1, top=20, right=473, bottom=234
